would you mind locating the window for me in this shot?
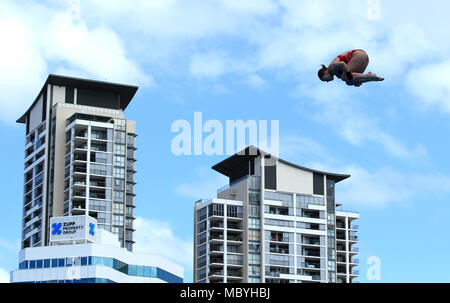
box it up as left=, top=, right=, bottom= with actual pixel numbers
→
left=44, top=259, right=50, bottom=268
left=114, top=178, right=124, bottom=190
left=248, top=205, right=260, bottom=217
left=114, top=144, right=125, bottom=155
left=58, top=258, right=65, bottom=267
left=114, top=156, right=125, bottom=167
left=127, top=134, right=135, bottom=145
left=114, top=168, right=125, bottom=178
left=113, top=215, right=124, bottom=226
left=227, top=205, right=242, bottom=218
left=113, top=191, right=124, bottom=202
left=115, top=131, right=126, bottom=143
left=113, top=203, right=124, bottom=214
left=249, top=218, right=260, bottom=229
left=248, top=230, right=260, bottom=241
left=248, top=253, right=261, bottom=264
left=115, top=119, right=126, bottom=130
left=128, top=265, right=137, bottom=276
left=249, top=265, right=261, bottom=276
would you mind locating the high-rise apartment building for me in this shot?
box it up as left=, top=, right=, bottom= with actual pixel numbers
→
left=194, top=146, right=359, bottom=283
left=17, top=74, right=138, bottom=251
left=12, top=74, right=184, bottom=283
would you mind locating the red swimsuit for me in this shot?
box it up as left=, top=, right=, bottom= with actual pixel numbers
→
left=337, top=50, right=358, bottom=64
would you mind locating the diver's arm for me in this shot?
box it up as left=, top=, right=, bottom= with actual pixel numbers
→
left=328, top=60, right=351, bottom=79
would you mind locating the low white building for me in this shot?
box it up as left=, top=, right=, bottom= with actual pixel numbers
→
left=10, top=216, right=184, bottom=283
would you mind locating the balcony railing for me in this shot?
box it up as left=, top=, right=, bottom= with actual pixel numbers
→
left=349, top=235, right=359, bottom=241
left=217, top=175, right=248, bottom=194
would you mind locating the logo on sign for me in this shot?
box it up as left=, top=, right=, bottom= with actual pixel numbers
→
left=89, top=223, right=95, bottom=236
left=52, top=223, right=62, bottom=235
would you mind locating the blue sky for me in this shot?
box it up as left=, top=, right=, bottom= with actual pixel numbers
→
left=2, top=0, right=450, bottom=283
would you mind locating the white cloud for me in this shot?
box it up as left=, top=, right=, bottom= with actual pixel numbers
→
left=277, top=135, right=448, bottom=209
left=189, top=51, right=228, bottom=79
left=175, top=166, right=227, bottom=200
left=0, top=0, right=151, bottom=124
left=295, top=83, right=427, bottom=161
left=0, top=268, right=10, bottom=283
left=245, top=74, right=267, bottom=90
left=405, top=60, right=450, bottom=113
left=280, top=135, right=335, bottom=165
left=338, top=165, right=450, bottom=208
left=133, top=217, right=192, bottom=270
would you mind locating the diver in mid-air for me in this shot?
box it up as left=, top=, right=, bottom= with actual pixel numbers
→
left=318, top=49, right=384, bottom=87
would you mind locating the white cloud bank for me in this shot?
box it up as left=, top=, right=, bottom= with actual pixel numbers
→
left=0, top=268, right=9, bottom=283
left=133, top=217, right=192, bottom=271
left=0, top=0, right=151, bottom=124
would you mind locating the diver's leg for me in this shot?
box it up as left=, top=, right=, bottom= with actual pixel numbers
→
left=351, top=72, right=384, bottom=83
left=347, top=50, right=369, bottom=73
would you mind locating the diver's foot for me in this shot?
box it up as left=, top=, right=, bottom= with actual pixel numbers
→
left=368, top=72, right=384, bottom=81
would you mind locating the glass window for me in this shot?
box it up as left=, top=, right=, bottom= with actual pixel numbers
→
left=114, top=168, right=125, bottom=178
left=44, top=259, right=50, bottom=268
left=30, top=260, right=36, bottom=269
left=113, top=215, right=124, bottom=226
left=113, top=203, right=124, bottom=214
left=113, top=191, right=124, bottom=202
left=36, top=259, right=43, bottom=269
left=114, top=156, right=125, bottom=167
left=115, top=131, right=126, bottom=143
left=114, top=144, right=125, bottom=155
left=81, top=257, right=87, bottom=266
left=136, top=265, right=144, bottom=277
left=58, top=258, right=65, bottom=267
left=143, top=266, right=151, bottom=277
left=103, top=258, right=113, bottom=268
left=128, top=265, right=137, bottom=276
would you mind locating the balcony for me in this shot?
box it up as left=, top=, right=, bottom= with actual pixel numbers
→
left=209, top=233, right=224, bottom=242
left=227, top=235, right=243, bottom=242
left=270, top=236, right=289, bottom=243
left=227, top=222, right=241, bottom=230
left=209, top=270, right=224, bottom=277
left=209, top=245, right=224, bottom=253
left=302, top=249, right=321, bottom=257
left=349, top=235, right=359, bottom=241
left=302, top=239, right=320, bottom=246
left=209, top=257, right=224, bottom=265
left=210, top=222, right=224, bottom=229
left=72, top=191, right=86, bottom=198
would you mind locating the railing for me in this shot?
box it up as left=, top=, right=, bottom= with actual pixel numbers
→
left=209, top=258, right=224, bottom=264
left=210, top=246, right=224, bottom=252
left=227, top=235, right=243, bottom=242
left=217, top=175, right=248, bottom=194
left=227, top=223, right=241, bottom=230
left=302, top=240, right=320, bottom=245
left=336, top=205, right=359, bottom=214
left=210, top=222, right=224, bottom=228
